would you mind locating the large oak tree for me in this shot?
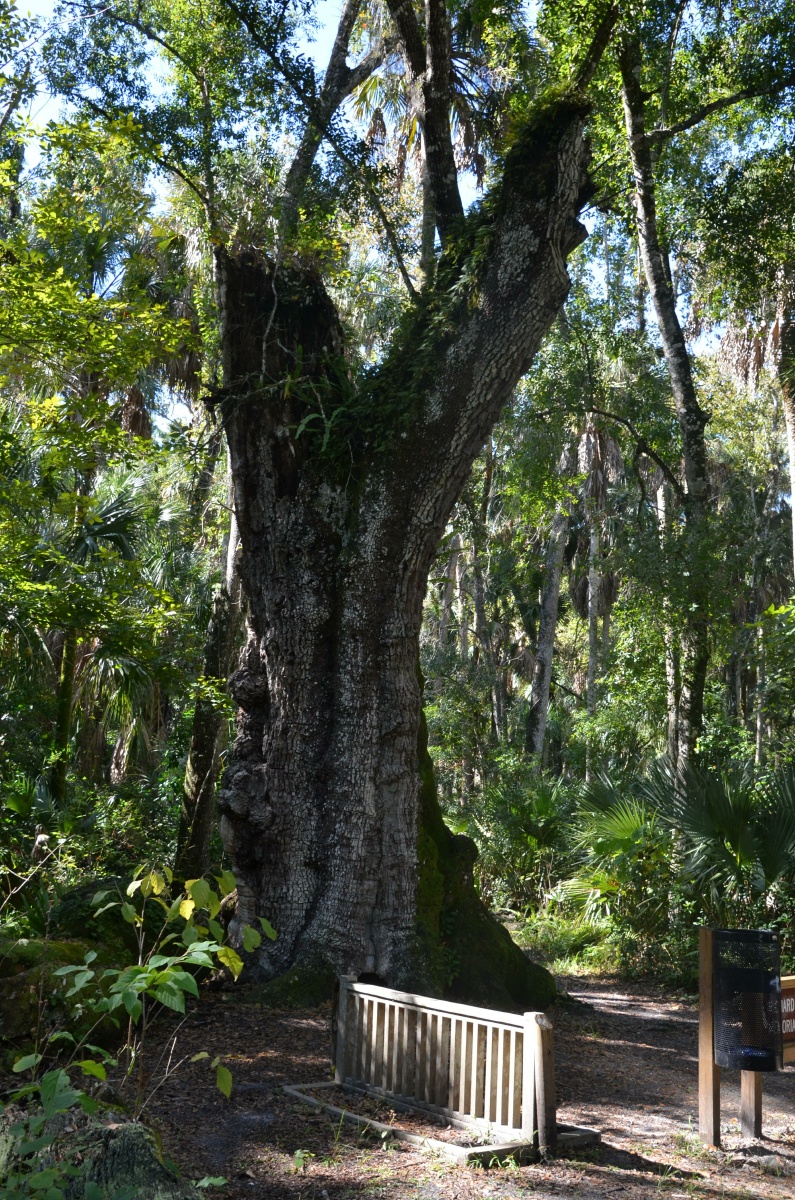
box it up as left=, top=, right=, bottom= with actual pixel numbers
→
left=47, top=0, right=618, bottom=1005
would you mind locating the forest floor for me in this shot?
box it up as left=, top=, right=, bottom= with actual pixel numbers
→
left=139, top=974, right=795, bottom=1200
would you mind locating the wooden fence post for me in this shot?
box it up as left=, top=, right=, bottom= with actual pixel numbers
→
left=740, top=1071, right=762, bottom=1139
left=699, top=928, right=720, bottom=1147
left=521, top=1012, right=537, bottom=1148
left=534, top=1014, right=556, bottom=1155
left=335, top=974, right=356, bottom=1084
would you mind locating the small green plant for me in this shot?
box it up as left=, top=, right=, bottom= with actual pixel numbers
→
left=0, top=1058, right=133, bottom=1200
left=292, top=1148, right=315, bottom=1173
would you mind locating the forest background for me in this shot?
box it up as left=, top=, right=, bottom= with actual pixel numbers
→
left=3, top=0, right=795, bottom=1010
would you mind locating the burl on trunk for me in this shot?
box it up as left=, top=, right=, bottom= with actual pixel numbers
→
left=217, top=100, right=592, bottom=1010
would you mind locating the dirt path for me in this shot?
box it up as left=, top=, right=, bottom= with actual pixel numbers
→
left=141, top=976, right=795, bottom=1200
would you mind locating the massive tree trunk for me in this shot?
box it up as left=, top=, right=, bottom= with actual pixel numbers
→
left=620, top=37, right=711, bottom=774
left=216, top=101, right=593, bottom=1002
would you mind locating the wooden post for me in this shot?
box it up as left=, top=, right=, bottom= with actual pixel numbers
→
left=521, top=1012, right=537, bottom=1145
left=335, top=974, right=356, bottom=1083
left=534, top=1014, right=557, bottom=1155
left=699, top=928, right=721, bottom=1147
left=740, top=1071, right=762, bottom=1138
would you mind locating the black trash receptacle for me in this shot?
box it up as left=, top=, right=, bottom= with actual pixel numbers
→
left=713, top=929, right=783, bottom=1072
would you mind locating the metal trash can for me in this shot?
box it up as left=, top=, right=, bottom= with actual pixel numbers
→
left=713, top=929, right=783, bottom=1072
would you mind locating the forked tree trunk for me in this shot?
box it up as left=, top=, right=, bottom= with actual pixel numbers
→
left=216, top=102, right=592, bottom=1001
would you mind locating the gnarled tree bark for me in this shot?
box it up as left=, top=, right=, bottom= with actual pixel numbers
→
left=216, top=98, right=595, bottom=1000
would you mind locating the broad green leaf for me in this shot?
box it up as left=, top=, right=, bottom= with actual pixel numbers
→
left=154, top=984, right=186, bottom=1013
left=214, top=870, right=236, bottom=897
left=190, top=1051, right=210, bottom=1062
left=215, top=1064, right=232, bottom=1099
left=12, top=1053, right=42, bottom=1073
left=216, top=946, right=244, bottom=979
left=76, top=1059, right=106, bottom=1081
left=208, top=918, right=224, bottom=941
left=24, top=1166, right=61, bottom=1189
left=259, top=917, right=277, bottom=941
left=121, top=902, right=137, bottom=924
left=186, top=877, right=211, bottom=910
left=242, top=925, right=261, bottom=952
left=167, top=968, right=199, bottom=997
left=17, top=1134, right=54, bottom=1157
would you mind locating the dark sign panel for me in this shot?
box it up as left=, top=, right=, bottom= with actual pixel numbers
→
left=783, top=976, right=795, bottom=1063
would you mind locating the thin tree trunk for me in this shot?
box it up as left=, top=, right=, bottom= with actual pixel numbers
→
left=526, top=440, right=575, bottom=761
left=620, top=37, right=711, bottom=773
left=585, top=522, right=600, bottom=782
left=656, top=483, right=680, bottom=763
left=755, top=624, right=765, bottom=767
left=437, top=534, right=460, bottom=650
left=51, top=628, right=77, bottom=806
left=777, top=317, right=795, bottom=574
left=173, top=479, right=241, bottom=880
left=457, top=544, right=469, bottom=661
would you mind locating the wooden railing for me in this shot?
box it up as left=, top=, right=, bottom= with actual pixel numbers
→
left=334, top=976, right=556, bottom=1150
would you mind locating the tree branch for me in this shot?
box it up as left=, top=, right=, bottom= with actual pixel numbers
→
left=384, top=0, right=425, bottom=77
left=216, top=0, right=419, bottom=294
left=570, top=3, right=620, bottom=92
left=422, top=0, right=463, bottom=241
left=384, top=0, right=462, bottom=246
left=649, top=77, right=795, bottom=144
left=0, top=66, right=31, bottom=138
left=585, top=406, right=685, bottom=501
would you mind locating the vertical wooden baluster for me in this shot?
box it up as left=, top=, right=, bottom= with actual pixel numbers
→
left=472, top=1024, right=484, bottom=1118
left=458, top=1021, right=468, bottom=1115
left=461, top=1027, right=473, bottom=1118
left=394, top=1005, right=402, bottom=1094
left=432, top=1013, right=441, bottom=1101
left=507, top=1029, right=518, bottom=1129
left=483, top=1024, right=494, bottom=1124
left=513, top=1032, right=525, bottom=1132
left=449, top=1018, right=460, bottom=1112
left=496, top=1027, right=506, bottom=1127
left=419, top=1010, right=429, bottom=1102
left=362, top=998, right=371, bottom=1084
left=401, top=1007, right=410, bottom=1096
left=406, top=1008, right=416, bottom=1098
left=438, top=1016, right=450, bottom=1108
left=355, top=995, right=365, bottom=1082
left=374, top=1001, right=385, bottom=1089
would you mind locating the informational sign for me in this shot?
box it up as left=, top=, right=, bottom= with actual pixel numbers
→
left=783, top=976, right=795, bottom=1064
